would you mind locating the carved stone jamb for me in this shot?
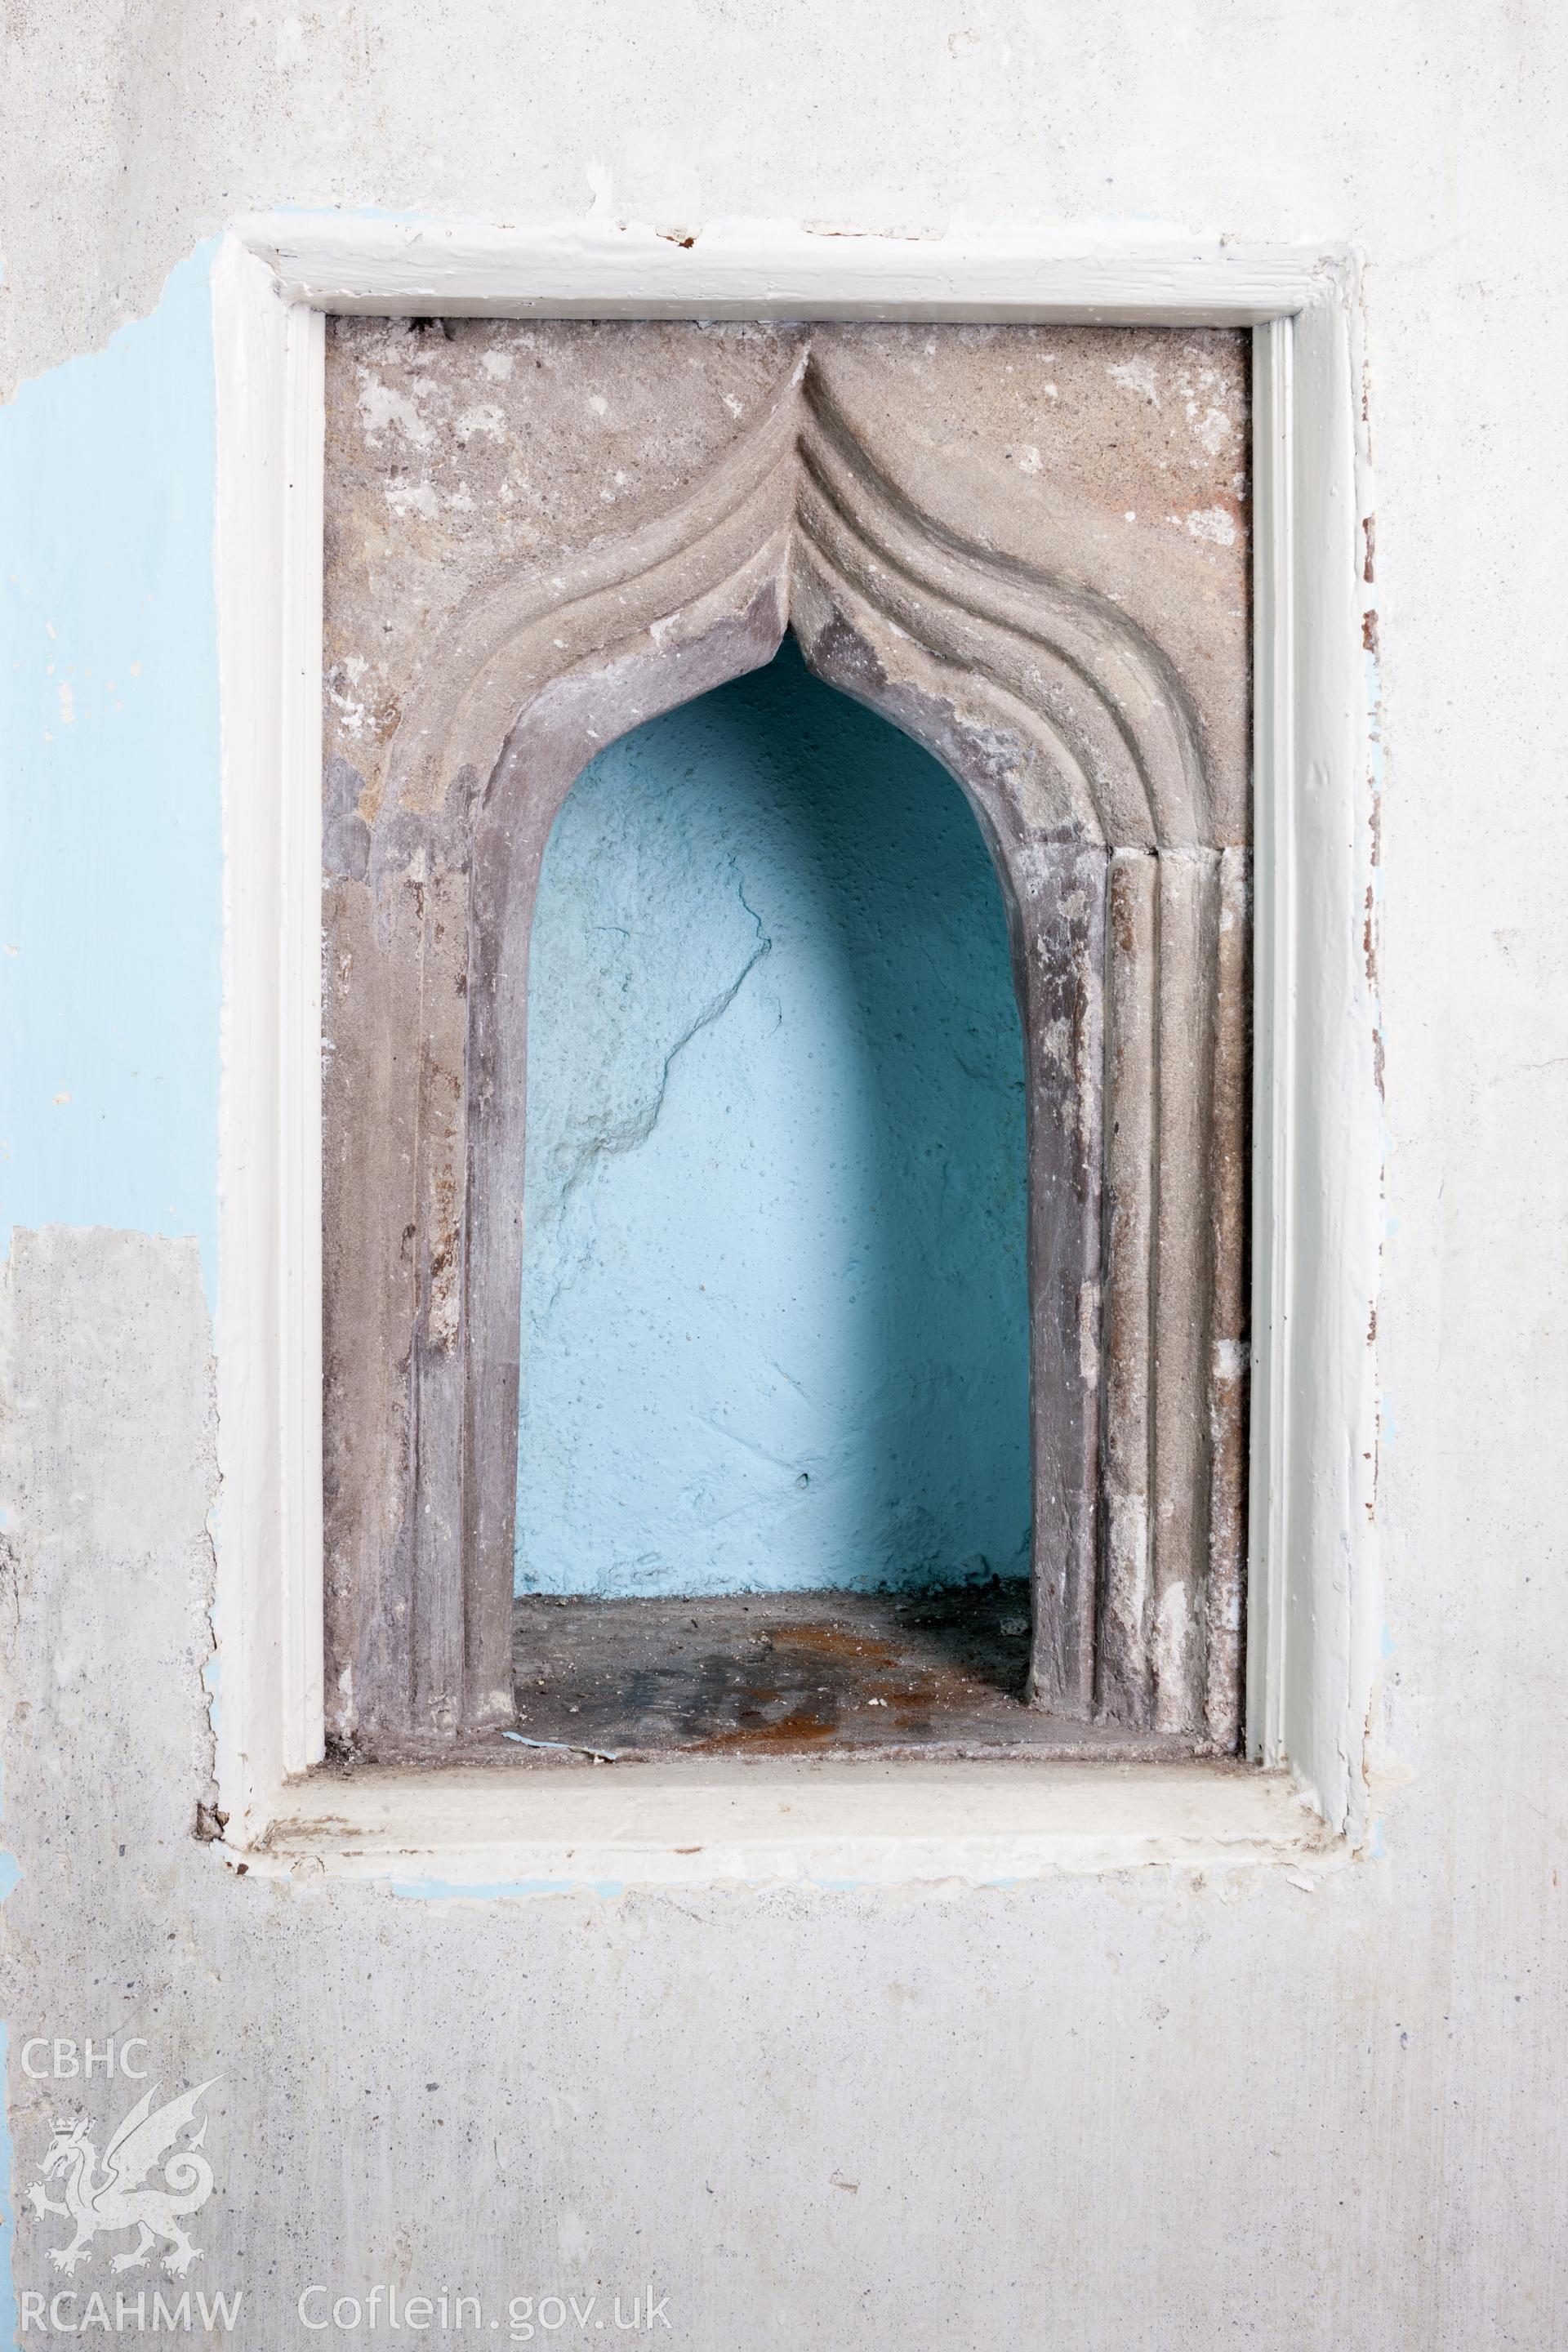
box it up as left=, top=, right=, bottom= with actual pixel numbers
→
left=324, top=333, right=1248, bottom=1753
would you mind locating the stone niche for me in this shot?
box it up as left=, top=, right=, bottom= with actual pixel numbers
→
left=321, top=318, right=1250, bottom=1763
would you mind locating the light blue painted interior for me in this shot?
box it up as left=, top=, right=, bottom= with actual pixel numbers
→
left=515, top=638, right=1030, bottom=1597
left=0, top=252, right=222, bottom=1295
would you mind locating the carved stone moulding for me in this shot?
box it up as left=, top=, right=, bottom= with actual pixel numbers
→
left=320, top=321, right=1251, bottom=1755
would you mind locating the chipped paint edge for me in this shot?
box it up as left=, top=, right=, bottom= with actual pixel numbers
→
left=1246, top=278, right=1382, bottom=1842
left=212, top=237, right=326, bottom=1842
left=211, top=216, right=1379, bottom=1867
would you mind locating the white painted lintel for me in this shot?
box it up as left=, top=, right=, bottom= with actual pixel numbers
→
left=237, top=212, right=1348, bottom=326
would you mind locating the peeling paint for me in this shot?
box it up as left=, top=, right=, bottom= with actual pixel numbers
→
left=0, top=254, right=222, bottom=1292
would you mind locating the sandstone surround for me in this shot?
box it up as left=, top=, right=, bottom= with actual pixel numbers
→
left=320, top=320, right=1251, bottom=1753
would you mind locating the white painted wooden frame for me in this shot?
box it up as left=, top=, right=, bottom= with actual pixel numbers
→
left=212, top=216, right=1379, bottom=1878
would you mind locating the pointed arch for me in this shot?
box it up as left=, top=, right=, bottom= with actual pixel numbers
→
left=326, top=360, right=1246, bottom=1749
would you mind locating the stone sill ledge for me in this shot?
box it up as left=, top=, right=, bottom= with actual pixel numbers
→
left=235, top=1757, right=1334, bottom=1894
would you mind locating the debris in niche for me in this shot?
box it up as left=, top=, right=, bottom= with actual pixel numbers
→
left=502, top=1731, right=621, bottom=1762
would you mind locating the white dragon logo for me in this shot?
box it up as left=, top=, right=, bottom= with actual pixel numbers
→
left=29, top=2079, right=219, bottom=2276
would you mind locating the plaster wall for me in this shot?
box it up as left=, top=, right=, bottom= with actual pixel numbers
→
left=2, top=6, right=1566, bottom=2347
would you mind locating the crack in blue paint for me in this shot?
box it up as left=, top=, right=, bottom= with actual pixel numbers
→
left=515, top=640, right=1030, bottom=1599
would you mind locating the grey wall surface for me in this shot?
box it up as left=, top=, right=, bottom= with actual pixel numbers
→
left=3, top=6, right=1566, bottom=2345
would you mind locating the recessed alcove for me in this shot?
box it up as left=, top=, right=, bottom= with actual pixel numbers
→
left=318, top=314, right=1252, bottom=1769
left=511, top=635, right=1037, bottom=1752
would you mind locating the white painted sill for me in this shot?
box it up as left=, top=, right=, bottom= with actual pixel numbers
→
left=212, top=215, right=1380, bottom=1878
left=239, top=1757, right=1331, bottom=1893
